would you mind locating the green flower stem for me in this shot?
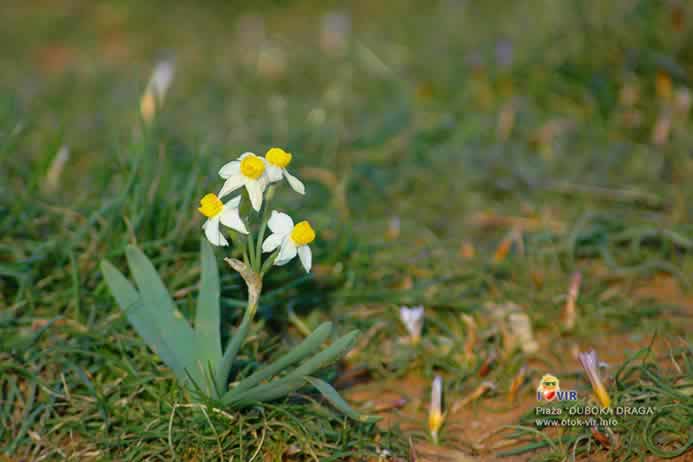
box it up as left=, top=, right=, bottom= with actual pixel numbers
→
left=260, top=249, right=279, bottom=277
left=255, top=190, right=273, bottom=269
left=246, top=230, right=257, bottom=272
left=216, top=257, right=263, bottom=394
left=216, top=186, right=274, bottom=391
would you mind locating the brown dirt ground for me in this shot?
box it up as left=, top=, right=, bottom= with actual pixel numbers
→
left=346, top=274, right=692, bottom=462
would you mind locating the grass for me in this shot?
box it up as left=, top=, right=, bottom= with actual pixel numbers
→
left=2, top=0, right=693, bottom=460
left=500, top=345, right=692, bottom=460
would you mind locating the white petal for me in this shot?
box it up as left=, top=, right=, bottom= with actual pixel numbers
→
left=203, top=217, right=228, bottom=246
left=219, top=161, right=240, bottom=178
left=219, top=206, right=248, bottom=234
left=430, top=376, right=442, bottom=415
left=283, top=169, right=305, bottom=195
left=262, top=233, right=283, bottom=253
left=275, top=239, right=297, bottom=265
left=266, top=164, right=283, bottom=182
left=218, top=174, right=244, bottom=198
left=245, top=179, right=263, bottom=211
left=148, top=60, right=175, bottom=101
left=267, top=211, right=294, bottom=234
left=259, top=174, right=270, bottom=191
left=297, top=245, right=312, bottom=272
left=239, top=152, right=254, bottom=159
left=226, top=195, right=242, bottom=208
left=399, top=306, right=424, bottom=339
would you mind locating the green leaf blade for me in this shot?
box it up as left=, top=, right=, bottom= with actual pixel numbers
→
left=100, top=260, right=185, bottom=379
left=124, top=245, right=202, bottom=386
left=225, top=329, right=359, bottom=406
left=195, top=240, right=222, bottom=367
left=224, top=322, right=333, bottom=400
left=306, top=376, right=381, bottom=423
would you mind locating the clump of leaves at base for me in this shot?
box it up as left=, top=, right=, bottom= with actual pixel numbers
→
left=102, top=242, right=376, bottom=421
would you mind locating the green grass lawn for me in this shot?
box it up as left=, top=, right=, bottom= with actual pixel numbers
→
left=2, top=1, right=692, bottom=460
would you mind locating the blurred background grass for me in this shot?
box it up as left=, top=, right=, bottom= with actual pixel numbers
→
left=1, top=0, right=693, bottom=460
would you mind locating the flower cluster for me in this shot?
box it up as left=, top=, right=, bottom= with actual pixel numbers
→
left=198, top=147, right=315, bottom=272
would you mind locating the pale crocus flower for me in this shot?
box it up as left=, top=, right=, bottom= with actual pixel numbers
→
left=561, top=272, right=582, bottom=331
left=263, top=147, right=305, bottom=194
left=43, top=145, right=70, bottom=193
left=262, top=211, right=315, bottom=272
left=428, top=375, right=444, bottom=444
left=218, top=152, right=269, bottom=211
left=451, top=381, right=495, bottom=413
left=140, top=59, right=175, bottom=123
left=386, top=216, right=400, bottom=240
left=507, top=312, right=539, bottom=354
left=462, top=314, right=477, bottom=361
left=508, top=366, right=527, bottom=403
left=198, top=194, right=247, bottom=246
left=399, top=306, right=424, bottom=344
left=578, top=349, right=611, bottom=408
left=320, top=11, right=351, bottom=55
left=256, top=43, right=287, bottom=80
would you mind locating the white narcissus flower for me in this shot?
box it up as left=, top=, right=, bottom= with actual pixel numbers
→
left=261, top=211, right=315, bottom=272
left=263, top=147, right=305, bottom=195
left=198, top=194, right=247, bottom=246
left=399, top=306, right=424, bottom=343
left=218, top=152, right=269, bottom=211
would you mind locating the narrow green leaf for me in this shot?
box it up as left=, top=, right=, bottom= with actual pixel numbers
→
left=226, top=330, right=359, bottom=406
left=124, top=245, right=202, bottom=386
left=306, top=376, right=381, bottom=423
left=280, top=330, right=359, bottom=382
left=224, top=322, right=333, bottom=400
left=216, top=301, right=255, bottom=393
left=195, top=240, right=222, bottom=367
left=230, top=377, right=304, bottom=405
left=100, top=260, right=185, bottom=379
